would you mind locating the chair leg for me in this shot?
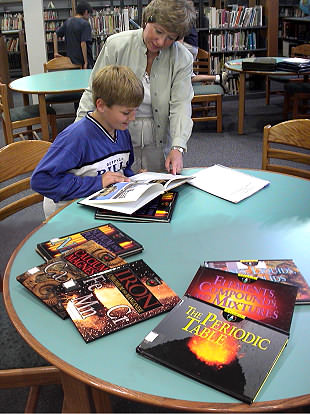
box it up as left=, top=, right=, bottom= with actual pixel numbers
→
left=265, top=76, right=270, bottom=105
left=2, top=119, right=14, bottom=145
left=48, top=114, right=58, bottom=142
left=283, top=92, right=290, bottom=119
left=216, top=95, right=223, bottom=133
left=25, top=385, right=40, bottom=413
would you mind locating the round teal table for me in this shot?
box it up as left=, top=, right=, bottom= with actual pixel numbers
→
left=224, top=57, right=301, bottom=135
left=9, top=69, right=91, bottom=141
left=3, top=169, right=310, bottom=412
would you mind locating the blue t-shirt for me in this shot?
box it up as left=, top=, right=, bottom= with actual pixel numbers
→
left=31, top=113, right=134, bottom=202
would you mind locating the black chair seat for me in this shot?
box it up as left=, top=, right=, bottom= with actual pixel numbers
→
left=285, top=82, right=310, bottom=94
left=269, top=74, right=299, bottom=83
left=45, top=92, right=82, bottom=103
left=10, top=104, right=56, bottom=123
left=193, top=83, right=223, bottom=96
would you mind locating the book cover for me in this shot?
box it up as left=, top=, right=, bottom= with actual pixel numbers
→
left=36, top=223, right=143, bottom=261
left=16, top=240, right=126, bottom=319
left=56, top=259, right=181, bottom=342
left=95, top=191, right=178, bottom=223
left=185, top=266, right=298, bottom=334
left=205, top=259, right=310, bottom=304
left=78, top=171, right=193, bottom=214
left=136, top=296, right=288, bottom=404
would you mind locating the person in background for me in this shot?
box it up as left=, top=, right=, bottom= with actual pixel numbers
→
left=181, top=25, right=229, bottom=93
left=31, top=65, right=144, bottom=219
left=53, top=1, right=94, bottom=69
left=76, top=0, right=196, bottom=175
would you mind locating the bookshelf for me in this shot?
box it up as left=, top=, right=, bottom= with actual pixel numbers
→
left=196, top=0, right=279, bottom=74
left=279, top=1, right=305, bottom=55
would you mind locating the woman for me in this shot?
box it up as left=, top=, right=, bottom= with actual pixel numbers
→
left=76, top=0, right=196, bottom=174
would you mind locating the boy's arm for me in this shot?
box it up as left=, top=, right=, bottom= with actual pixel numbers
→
left=80, top=41, right=88, bottom=68
left=31, top=144, right=104, bottom=202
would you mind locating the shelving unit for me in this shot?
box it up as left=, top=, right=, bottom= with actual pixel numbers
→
left=279, top=1, right=305, bottom=55
left=196, top=0, right=278, bottom=72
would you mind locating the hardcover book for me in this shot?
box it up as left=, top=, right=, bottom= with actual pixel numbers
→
left=95, top=191, right=178, bottom=223
left=78, top=171, right=193, bottom=214
left=36, top=223, right=143, bottom=261
left=56, top=259, right=181, bottom=343
left=136, top=296, right=289, bottom=404
left=185, top=266, right=298, bottom=334
left=205, top=259, right=310, bottom=304
left=16, top=240, right=126, bottom=319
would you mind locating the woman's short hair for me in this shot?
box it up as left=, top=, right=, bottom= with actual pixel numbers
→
left=92, top=65, right=144, bottom=108
left=142, top=0, right=196, bottom=39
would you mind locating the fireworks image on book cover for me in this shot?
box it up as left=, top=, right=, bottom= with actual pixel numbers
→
left=16, top=240, right=126, bottom=319
left=137, top=296, right=288, bottom=404
left=185, top=267, right=298, bottom=334
left=36, top=223, right=143, bottom=260
left=205, top=259, right=310, bottom=304
left=56, top=259, right=180, bottom=343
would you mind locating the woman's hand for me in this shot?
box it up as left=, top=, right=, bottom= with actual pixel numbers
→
left=101, top=171, right=130, bottom=188
left=165, top=150, right=183, bottom=175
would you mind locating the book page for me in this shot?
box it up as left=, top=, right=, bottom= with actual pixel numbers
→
left=131, top=171, right=193, bottom=190
left=188, top=165, right=270, bottom=203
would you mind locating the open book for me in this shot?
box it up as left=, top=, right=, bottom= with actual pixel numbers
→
left=186, top=165, right=270, bottom=203
left=78, top=171, right=193, bottom=214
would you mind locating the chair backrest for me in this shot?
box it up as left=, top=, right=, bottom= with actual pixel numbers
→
left=0, top=140, right=51, bottom=220
left=193, top=48, right=211, bottom=75
left=0, top=82, right=12, bottom=125
left=262, top=119, right=310, bottom=179
left=291, top=43, right=310, bottom=58
left=44, top=56, right=82, bottom=72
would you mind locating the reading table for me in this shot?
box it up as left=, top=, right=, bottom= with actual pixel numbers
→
left=3, top=169, right=310, bottom=412
left=224, top=58, right=308, bottom=135
left=9, top=69, right=91, bottom=141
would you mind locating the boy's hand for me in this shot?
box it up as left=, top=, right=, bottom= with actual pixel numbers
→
left=165, top=150, right=183, bottom=175
left=101, top=171, right=130, bottom=188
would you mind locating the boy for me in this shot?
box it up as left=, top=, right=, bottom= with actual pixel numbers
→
left=31, top=65, right=144, bottom=218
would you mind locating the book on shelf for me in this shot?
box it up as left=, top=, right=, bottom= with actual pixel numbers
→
left=56, top=259, right=181, bottom=343
left=185, top=164, right=270, bottom=203
left=185, top=266, right=298, bottom=334
left=95, top=191, right=178, bottom=223
left=78, top=171, right=193, bottom=215
left=36, top=222, right=143, bottom=261
left=136, top=295, right=289, bottom=404
left=205, top=259, right=310, bottom=304
left=16, top=240, right=126, bottom=319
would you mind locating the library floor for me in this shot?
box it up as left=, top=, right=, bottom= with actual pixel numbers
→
left=1, top=89, right=310, bottom=413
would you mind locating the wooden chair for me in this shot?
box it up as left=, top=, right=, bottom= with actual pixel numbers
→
left=262, top=119, right=310, bottom=179
left=0, top=140, right=51, bottom=220
left=43, top=56, right=83, bottom=119
left=191, top=48, right=223, bottom=133
left=0, top=82, right=57, bottom=145
left=0, top=140, right=61, bottom=412
left=265, top=43, right=310, bottom=105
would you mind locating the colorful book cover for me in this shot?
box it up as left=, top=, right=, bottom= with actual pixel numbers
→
left=185, top=266, right=298, bottom=334
left=95, top=191, right=178, bottom=223
left=136, top=296, right=289, bottom=404
left=36, top=223, right=143, bottom=261
left=205, top=259, right=310, bottom=304
left=56, top=260, right=181, bottom=343
left=16, top=240, right=126, bottom=319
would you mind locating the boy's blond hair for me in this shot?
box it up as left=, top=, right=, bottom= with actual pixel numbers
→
left=92, top=65, right=144, bottom=107
left=142, top=0, right=196, bottom=40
